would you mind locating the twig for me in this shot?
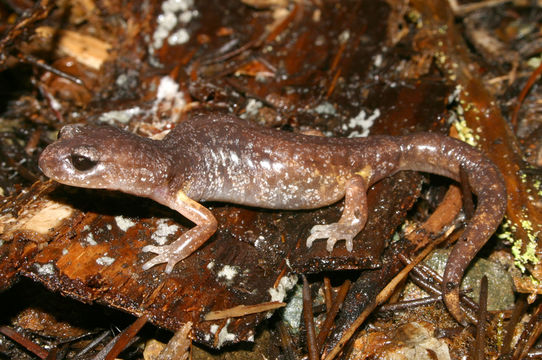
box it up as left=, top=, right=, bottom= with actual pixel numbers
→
left=316, top=279, right=351, bottom=349
left=324, top=230, right=448, bottom=360
left=378, top=295, right=441, bottom=312
left=0, top=0, right=53, bottom=66
left=277, top=322, right=297, bottom=360
left=473, top=276, right=488, bottom=360
left=512, top=302, right=542, bottom=360
left=0, top=326, right=49, bottom=359
left=302, top=275, right=319, bottom=360
left=510, top=58, right=542, bottom=130
left=323, top=276, right=333, bottom=313
left=448, top=0, right=511, bottom=16
left=324, top=184, right=462, bottom=359
left=75, top=330, right=111, bottom=358
left=500, top=295, right=527, bottom=357
left=204, top=301, right=285, bottom=320
left=20, top=53, right=85, bottom=86
left=103, top=314, right=148, bottom=360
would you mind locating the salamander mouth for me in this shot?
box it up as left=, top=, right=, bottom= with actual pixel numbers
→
left=38, top=146, right=56, bottom=178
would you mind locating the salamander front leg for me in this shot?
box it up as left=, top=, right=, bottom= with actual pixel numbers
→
left=306, top=175, right=368, bottom=252
left=142, top=190, right=217, bottom=273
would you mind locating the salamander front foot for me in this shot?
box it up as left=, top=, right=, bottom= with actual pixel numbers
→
left=306, top=222, right=360, bottom=252
left=141, top=223, right=216, bottom=273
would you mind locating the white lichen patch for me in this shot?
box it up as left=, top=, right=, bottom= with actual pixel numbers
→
left=35, top=263, right=55, bottom=276
left=240, top=99, right=263, bottom=119
left=254, top=235, right=265, bottom=248
left=282, top=284, right=303, bottom=330
left=338, top=29, right=350, bottom=44
left=151, top=0, right=198, bottom=52
left=209, top=324, right=219, bottom=334
left=151, top=219, right=180, bottom=245
left=344, top=108, right=381, bottom=138
left=84, top=233, right=97, bottom=246
left=156, top=76, right=181, bottom=102
left=99, top=107, right=143, bottom=125
left=268, top=274, right=298, bottom=302
left=115, top=216, right=136, bottom=232
left=314, top=101, right=336, bottom=115
left=151, top=76, right=187, bottom=124
left=168, top=28, right=190, bottom=46
left=217, top=320, right=236, bottom=348
left=96, top=255, right=115, bottom=266
left=373, top=53, right=383, bottom=67
left=217, top=265, right=238, bottom=281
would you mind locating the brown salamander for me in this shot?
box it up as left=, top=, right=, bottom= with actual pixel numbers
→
left=38, top=110, right=506, bottom=323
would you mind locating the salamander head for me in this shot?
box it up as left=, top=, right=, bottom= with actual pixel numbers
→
left=39, top=124, right=171, bottom=197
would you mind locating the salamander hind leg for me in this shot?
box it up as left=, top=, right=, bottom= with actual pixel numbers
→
left=306, top=175, right=368, bottom=252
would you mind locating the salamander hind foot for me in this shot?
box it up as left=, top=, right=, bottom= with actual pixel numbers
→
left=306, top=175, right=368, bottom=253
left=141, top=244, right=189, bottom=274
left=306, top=223, right=360, bottom=252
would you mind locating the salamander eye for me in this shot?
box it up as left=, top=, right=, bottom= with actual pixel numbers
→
left=70, top=154, right=97, bottom=171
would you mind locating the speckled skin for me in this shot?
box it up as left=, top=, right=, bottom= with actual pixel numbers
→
left=39, top=111, right=506, bottom=323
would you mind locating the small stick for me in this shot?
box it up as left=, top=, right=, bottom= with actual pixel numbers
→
left=379, top=295, right=441, bottom=312
left=512, top=302, right=542, bottom=360
left=323, top=276, right=333, bottom=313
left=473, top=276, right=488, bottom=360
left=103, top=314, right=148, bottom=360
left=316, top=279, right=351, bottom=349
left=324, top=232, right=448, bottom=360
left=510, top=48, right=542, bottom=130
left=0, top=326, right=49, bottom=359
left=500, top=295, right=527, bottom=356
left=302, top=275, right=319, bottom=360
left=277, top=322, right=297, bottom=360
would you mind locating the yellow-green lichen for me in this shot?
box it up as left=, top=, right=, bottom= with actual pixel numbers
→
left=500, top=216, right=540, bottom=273
left=438, top=25, right=448, bottom=34
left=406, top=10, right=422, bottom=28
left=534, top=179, right=542, bottom=196
left=453, top=118, right=479, bottom=147
left=527, top=55, right=541, bottom=69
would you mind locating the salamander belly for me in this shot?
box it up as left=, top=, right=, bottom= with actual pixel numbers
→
left=213, top=167, right=350, bottom=210
left=265, top=173, right=348, bottom=209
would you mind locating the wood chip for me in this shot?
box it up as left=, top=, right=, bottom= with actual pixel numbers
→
left=35, top=26, right=111, bottom=69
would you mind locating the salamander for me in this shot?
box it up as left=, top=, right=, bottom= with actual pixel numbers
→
left=38, top=110, right=507, bottom=323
